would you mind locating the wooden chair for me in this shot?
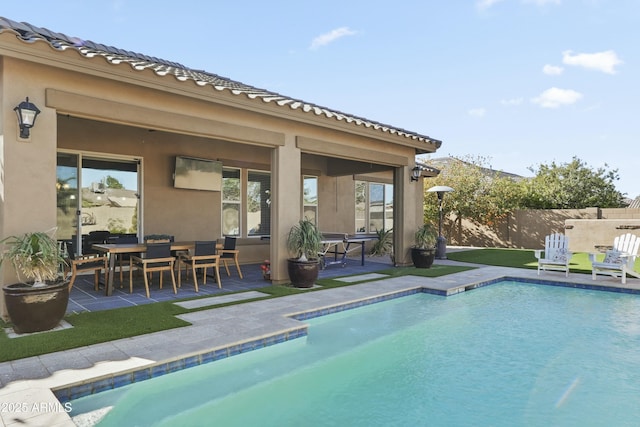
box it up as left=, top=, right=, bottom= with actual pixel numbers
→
left=534, top=233, right=572, bottom=277
left=129, top=242, right=176, bottom=298
left=177, top=241, right=222, bottom=292
left=590, top=233, right=640, bottom=284
left=65, top=240, right=109, bottom=291
left=219, top=236, right=243, bottom=279
left=108, top=234, right=139, bottom=286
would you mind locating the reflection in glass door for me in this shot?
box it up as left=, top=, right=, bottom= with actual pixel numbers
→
left=57, top=153, right=140, bottom=252
left=56, top=153, right=79, bottom=240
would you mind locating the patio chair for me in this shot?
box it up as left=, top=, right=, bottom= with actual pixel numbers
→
left=177, top=241, right=221, bottom=292
left=129, top=242, right=177, bottom=298
left=534, top=233, right=572, bottom=277
left=65, top=240, right=109, bottom=291
left=85, top=230, right=111, bottom=254
left=220, top=236, right=243, bottom=279
left=590, top=233, right=640, bottom=284
left=108, top=234, right=139, bottom=286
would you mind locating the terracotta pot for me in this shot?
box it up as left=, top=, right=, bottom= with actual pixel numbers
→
left=287, top=259, right=320, bottom=288
left=3, top=280, right=69, bottom=334
left=411, top=247, right=436, bottom=269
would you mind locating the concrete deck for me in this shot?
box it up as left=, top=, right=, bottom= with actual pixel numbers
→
left=0, top=259, right=638, bottom=426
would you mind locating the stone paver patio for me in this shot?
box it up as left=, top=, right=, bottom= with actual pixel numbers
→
left=0, top=259, right=638, bottom=426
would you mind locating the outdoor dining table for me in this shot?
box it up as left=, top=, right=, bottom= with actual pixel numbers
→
left=92, top=241, right=210, bottom=296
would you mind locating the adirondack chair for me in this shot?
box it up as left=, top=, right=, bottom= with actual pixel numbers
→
left=534, top=233, right=572, bottom=277
left=590, top=233, right=640, bottom=284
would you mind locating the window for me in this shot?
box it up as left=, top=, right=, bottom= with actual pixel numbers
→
left=222, top=168, right=241, bottom=236
left=355, top=180, right=393, bottom=233
left=247, top=171, right=271, bottom=237
left=303, top=176, right=318, bottom=224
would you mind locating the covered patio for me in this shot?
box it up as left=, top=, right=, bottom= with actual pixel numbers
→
left=1, top=17, right=442, bottom=320
left=66, top=257, right=393, bottom=314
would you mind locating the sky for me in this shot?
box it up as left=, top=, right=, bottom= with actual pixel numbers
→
left=3, top=0, right=639, bottom=197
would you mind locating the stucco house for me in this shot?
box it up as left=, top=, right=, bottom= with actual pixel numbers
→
left=0, top=17, right=442, bottom=313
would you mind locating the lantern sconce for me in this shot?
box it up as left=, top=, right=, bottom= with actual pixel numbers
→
left=14, top=97, right=41, bottom=139
left=410, top=166, right=423, bottom=182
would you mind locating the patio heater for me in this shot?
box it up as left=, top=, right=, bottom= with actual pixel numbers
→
left=427, top=185, right=454, bottom=259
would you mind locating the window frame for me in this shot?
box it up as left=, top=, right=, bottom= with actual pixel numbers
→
left=355, top=180, right=394, bottom=234
left=302, top=175, right=318, bottom=225
left=222, top=167, right=242, bottom=237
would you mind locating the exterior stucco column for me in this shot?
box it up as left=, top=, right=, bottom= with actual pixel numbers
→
left=393, top=165, right=424, bottom=266
left=1, top=88, right=57, bottom=318
left=270, top=136, right=301, bottom=284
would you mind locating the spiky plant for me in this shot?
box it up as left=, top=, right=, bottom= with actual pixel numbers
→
left=1, top=231, right=66, bottom=287
left=370, top=228, right=393, bottom=256
left=414, top=223, right=438, bottom=249
left=287, top=219, right=323, bottom=261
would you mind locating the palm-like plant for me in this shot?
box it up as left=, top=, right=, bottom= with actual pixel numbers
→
left=287, top=219, right=323, bottom=262
left=414, top=223, right=437, bottom=249
left=370, top=228, right=393, bottom=256
left=1, top=231, right=65, bottom=287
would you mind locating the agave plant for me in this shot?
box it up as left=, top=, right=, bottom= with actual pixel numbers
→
left=370, top=228, right=393, bottom=256
left=287, top=218, right=323, bottom=262
left=0, top=231, right=66, bottom=287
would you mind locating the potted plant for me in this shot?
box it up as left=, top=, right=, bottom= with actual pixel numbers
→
left=1, top=230, right=69, bottom=333
left=286, top=219, right=323, bottom=288
left=411, top=223, right=437, bottom=268
left=369, top=228, right=394, bottom=264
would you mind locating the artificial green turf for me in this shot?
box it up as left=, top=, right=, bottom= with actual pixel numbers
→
left=0, top=264, right=471, bottom=362
left=0, top=302, right=190, bottom=362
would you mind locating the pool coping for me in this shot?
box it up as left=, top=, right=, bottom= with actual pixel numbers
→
left=1, top=264, right=639, bottom=426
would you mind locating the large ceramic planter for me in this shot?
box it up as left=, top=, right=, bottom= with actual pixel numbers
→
left=287, top=259, right=320, bottom=288
left=3, top=280, right=69, bottom=334
left=411, top=247, right=436, bottom=269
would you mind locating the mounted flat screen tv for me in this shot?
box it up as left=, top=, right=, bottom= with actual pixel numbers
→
left=173, top=156, right=222, bottom=191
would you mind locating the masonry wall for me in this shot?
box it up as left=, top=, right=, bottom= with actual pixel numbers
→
left=445, top=208, right=640, bottom=253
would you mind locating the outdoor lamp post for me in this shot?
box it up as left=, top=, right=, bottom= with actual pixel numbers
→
left=427, top=185, right=454, bottom=259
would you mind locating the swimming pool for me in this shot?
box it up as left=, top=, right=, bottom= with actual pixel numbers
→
left=68, top=280, right=640, bottom=426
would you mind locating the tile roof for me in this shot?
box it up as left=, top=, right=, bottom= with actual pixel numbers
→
left=0, top=17, right=441, bottom=151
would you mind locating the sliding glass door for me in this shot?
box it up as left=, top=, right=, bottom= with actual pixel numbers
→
left=56, top=152, right=140, bottom=253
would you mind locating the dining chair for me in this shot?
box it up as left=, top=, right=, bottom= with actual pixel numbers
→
left=129, top=242, right=177, bottom=298
left=220, top=236, right=243, bottom=279
left=108, top=234, right=139, bottom=286
left=85, top=230, right=111, bottom=255
left=177, top=241, right=222, bottom=292
left=65, top=240, right=109, bottom=291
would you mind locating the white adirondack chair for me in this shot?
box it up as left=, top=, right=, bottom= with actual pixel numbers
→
left=534, top=233, right=572, bottom=277
left=590, top=233, right=640, bottom=284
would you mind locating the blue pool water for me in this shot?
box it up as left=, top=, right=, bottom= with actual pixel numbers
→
left=69, top=281, right=640, bottom=426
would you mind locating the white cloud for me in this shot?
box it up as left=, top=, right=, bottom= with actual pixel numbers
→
left=531, top=87, right=583, bottom=108
left=476, top=0, right=505, bottom=10
left=500, top=98, right=524, bottom=106
left=562, top=50, right=623, bottom=74
left=309, top=27, right=357, bottom=50
left=468, top=108, right=487, bottom=117
left=523, top=0, right=561, bottom=5
left=479, top=0, right=559, bottom=11
left=543, top=64, right=564, bottom=75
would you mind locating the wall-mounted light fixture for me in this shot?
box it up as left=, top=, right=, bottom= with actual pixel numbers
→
left=14, top=97, right=41, bottom=139
left=410, top=166, right=423, bottom=182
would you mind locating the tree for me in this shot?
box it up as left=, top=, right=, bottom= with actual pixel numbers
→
left=105, top=175, right=124, bottom=189
left=523, top=157, right=624, bottom=209
left=423, top=156, right=524, bottom=228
